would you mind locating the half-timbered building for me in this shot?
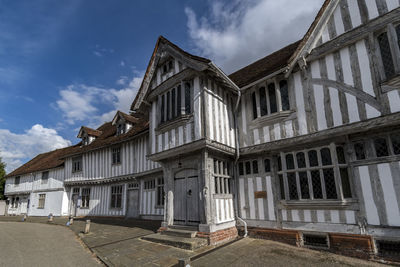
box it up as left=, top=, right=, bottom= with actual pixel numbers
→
left=4, top=0, right=400, bottom=260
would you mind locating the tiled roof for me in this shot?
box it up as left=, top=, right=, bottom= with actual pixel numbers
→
left=228, top=40, right=301, bottom=88
left=6, top=118, right=149, bottom=178
left=116, top=111, right=139, bottom=125
left=5, top=145, right=79, bottom=178
left=80, top=126, right=102, bottom=137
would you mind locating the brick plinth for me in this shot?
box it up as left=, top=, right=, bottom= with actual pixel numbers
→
left=329, top=233, right=373, bottom=259
left=197, top=227, right=238, bottom=245
left=242, top=227, right=300, bottom=246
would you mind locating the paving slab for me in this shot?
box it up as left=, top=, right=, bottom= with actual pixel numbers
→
left=191, top=238, right=388, bottom=267
left=0, top=222, right=101, bottom=267
left=0, top=216, right=392, bottom=267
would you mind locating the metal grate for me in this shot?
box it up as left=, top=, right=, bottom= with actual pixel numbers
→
left=377, top=240, right=400, bottom=258
left=374, top=137, right=389, bottom=157
left=354, top=142, right=366, bottom=160
left=299, top=172, right=310, bottom=199
left=303, top=234, right=328, bottom=248
left=311, top=170, right=323, bottom=199
left=323, top=168, right=337, bottom=199
left=296, top=152, right=306, bottom=168
left=377, top=32, right=395, bottom=80
left=391, top=134, right=400, bottom=155
left=287, top=173, right=298, bottom=200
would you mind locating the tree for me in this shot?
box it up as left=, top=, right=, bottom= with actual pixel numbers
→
left=0, top=157, right=6, bottom=200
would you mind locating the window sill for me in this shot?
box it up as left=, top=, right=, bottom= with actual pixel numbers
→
left=155, top=205, right=164, bottom=209
left=155, top=114, right=193, bottom=133
left=72, top=171, right=83, bottom=174
left=249, top=110, right=296, bottom=129
left=110, top=208, right=123, bottom=210
left=380, top=75, right=400, bottom=93
left=112, top=163, right=122, bottom=166
left=279, top=199, right=358, bottom=209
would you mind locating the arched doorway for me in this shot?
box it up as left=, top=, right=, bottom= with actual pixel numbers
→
left=174, top=169, right=200, bottom=225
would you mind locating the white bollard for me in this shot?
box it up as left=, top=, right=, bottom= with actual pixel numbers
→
left=84, top=219, right=91, bottom=234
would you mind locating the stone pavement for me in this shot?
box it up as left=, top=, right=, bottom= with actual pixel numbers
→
left=0, top=216, right=389, bottom=267
left=0, top=222, right=101, bottom=267
left=191, top=238, right=386, bottom=267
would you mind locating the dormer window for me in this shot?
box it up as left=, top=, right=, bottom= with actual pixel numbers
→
left=117, top=123, right=125, bottom=135
left=77, top=126, right=101, bottom=146
left=112, top=111, right=136, bottom=136
left=82, top=136, right=89, bottom=146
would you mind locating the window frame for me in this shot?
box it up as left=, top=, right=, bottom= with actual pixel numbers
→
left=14, top=176, right=20, bottom=186
left=41, top=171, right=49, bottom=184
left=278, top=143, right=352, bottom=203
left=38, top=194, right=46, bottom=209
left=251, top=77, right=291, bottom=120
left=352, top=131, right=400, bottom=161
left=375, top=23, right=400, bottom=83
left=112, top=146, right=121, bottom=165
left=158, top=80, right=193, bottom=126
left=81, top=188, right=90, bottom=209
left=110, top=185, right=123, bottom=209
left=213, top=159, right=232, bottom=195
left=72, top=156, right=83, bottom=173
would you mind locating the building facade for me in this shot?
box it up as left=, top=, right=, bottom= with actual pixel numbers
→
left=4, top=0, right=400, bottom=260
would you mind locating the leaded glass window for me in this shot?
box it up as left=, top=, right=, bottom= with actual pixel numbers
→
left=278, top=145, right=351, bottom=201
left=377, top=32, right=396, bottom=80
left=280, top=80, right=290, bottom=111
left=374, top=137, right=389, bottom=157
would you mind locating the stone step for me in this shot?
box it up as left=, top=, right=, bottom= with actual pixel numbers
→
left=168, top=225, right=198, bottom=231
left=162, top=228, right=197, bottom=238
left=142, top=233, right=208, bottom=250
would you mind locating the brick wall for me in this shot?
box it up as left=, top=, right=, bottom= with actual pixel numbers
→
left=329, top=233, right=373, bottom=259
left=241, top=227, right=300, bottom=246
left=197, top=227, right=238, bottom=245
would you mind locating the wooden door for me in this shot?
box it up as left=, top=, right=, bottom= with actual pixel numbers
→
left=126, top=189, right=139, bottom=218
left=174, top=169, right=200, bottom=225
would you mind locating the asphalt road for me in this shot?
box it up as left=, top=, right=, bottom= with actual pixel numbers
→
left=0, top=222, right=101, bottom=267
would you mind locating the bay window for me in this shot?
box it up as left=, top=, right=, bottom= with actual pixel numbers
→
left=158, top=81, right=192, bottom=125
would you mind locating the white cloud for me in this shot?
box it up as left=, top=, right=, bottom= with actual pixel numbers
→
left=185, top=0, right=324, bottom=73
left=116, top=76, right=128, bottom=85
left=0, top=124, right=71, bottom=173
left=120, top=60, right=125, bottom=67
left=54, top=71, right=144, bottom=127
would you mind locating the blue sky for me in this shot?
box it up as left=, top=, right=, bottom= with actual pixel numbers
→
left=0, top=0, right=323, bottom=172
